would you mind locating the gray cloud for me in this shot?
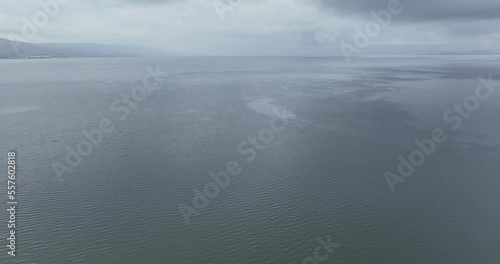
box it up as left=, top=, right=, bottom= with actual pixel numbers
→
left=115, top=0, right=180, bottom=5
left=316, top=0, right=500, bottom=22
left=0, top=0, right=499, bottom=56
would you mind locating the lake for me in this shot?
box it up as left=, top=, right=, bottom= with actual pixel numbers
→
left=0, top=56, right=499, bottom=263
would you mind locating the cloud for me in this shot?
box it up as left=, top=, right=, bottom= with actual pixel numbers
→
left=315, top=0, right=500, bottom=22
left=0, top=0, right=498, bottom=56
left=116, top=0, right=180, bottom=4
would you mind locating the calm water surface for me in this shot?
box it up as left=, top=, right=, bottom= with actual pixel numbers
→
left=0, top=56, right=499, bottom=263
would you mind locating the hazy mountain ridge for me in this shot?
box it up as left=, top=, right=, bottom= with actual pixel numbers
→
left=1, top=37, right=499, bottom=58
left=0, top=38, right=168, bottom=59
left=360, top=44, right=500, bottom=56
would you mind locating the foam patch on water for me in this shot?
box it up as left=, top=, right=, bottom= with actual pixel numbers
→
left=0, top=106, right=40, bottom=115
left=247, top=97, right=295, bottom=119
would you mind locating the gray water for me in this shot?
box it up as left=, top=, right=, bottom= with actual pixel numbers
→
left=1, top=56, right=500, bottom=263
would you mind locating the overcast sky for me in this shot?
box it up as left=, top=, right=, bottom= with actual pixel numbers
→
left=1, top=0, right=499, bottom=55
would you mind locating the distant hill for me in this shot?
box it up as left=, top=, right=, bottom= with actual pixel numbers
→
left=0, top=38, right=170, bottom=59
left=359, top=44, right=500, bottom=56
